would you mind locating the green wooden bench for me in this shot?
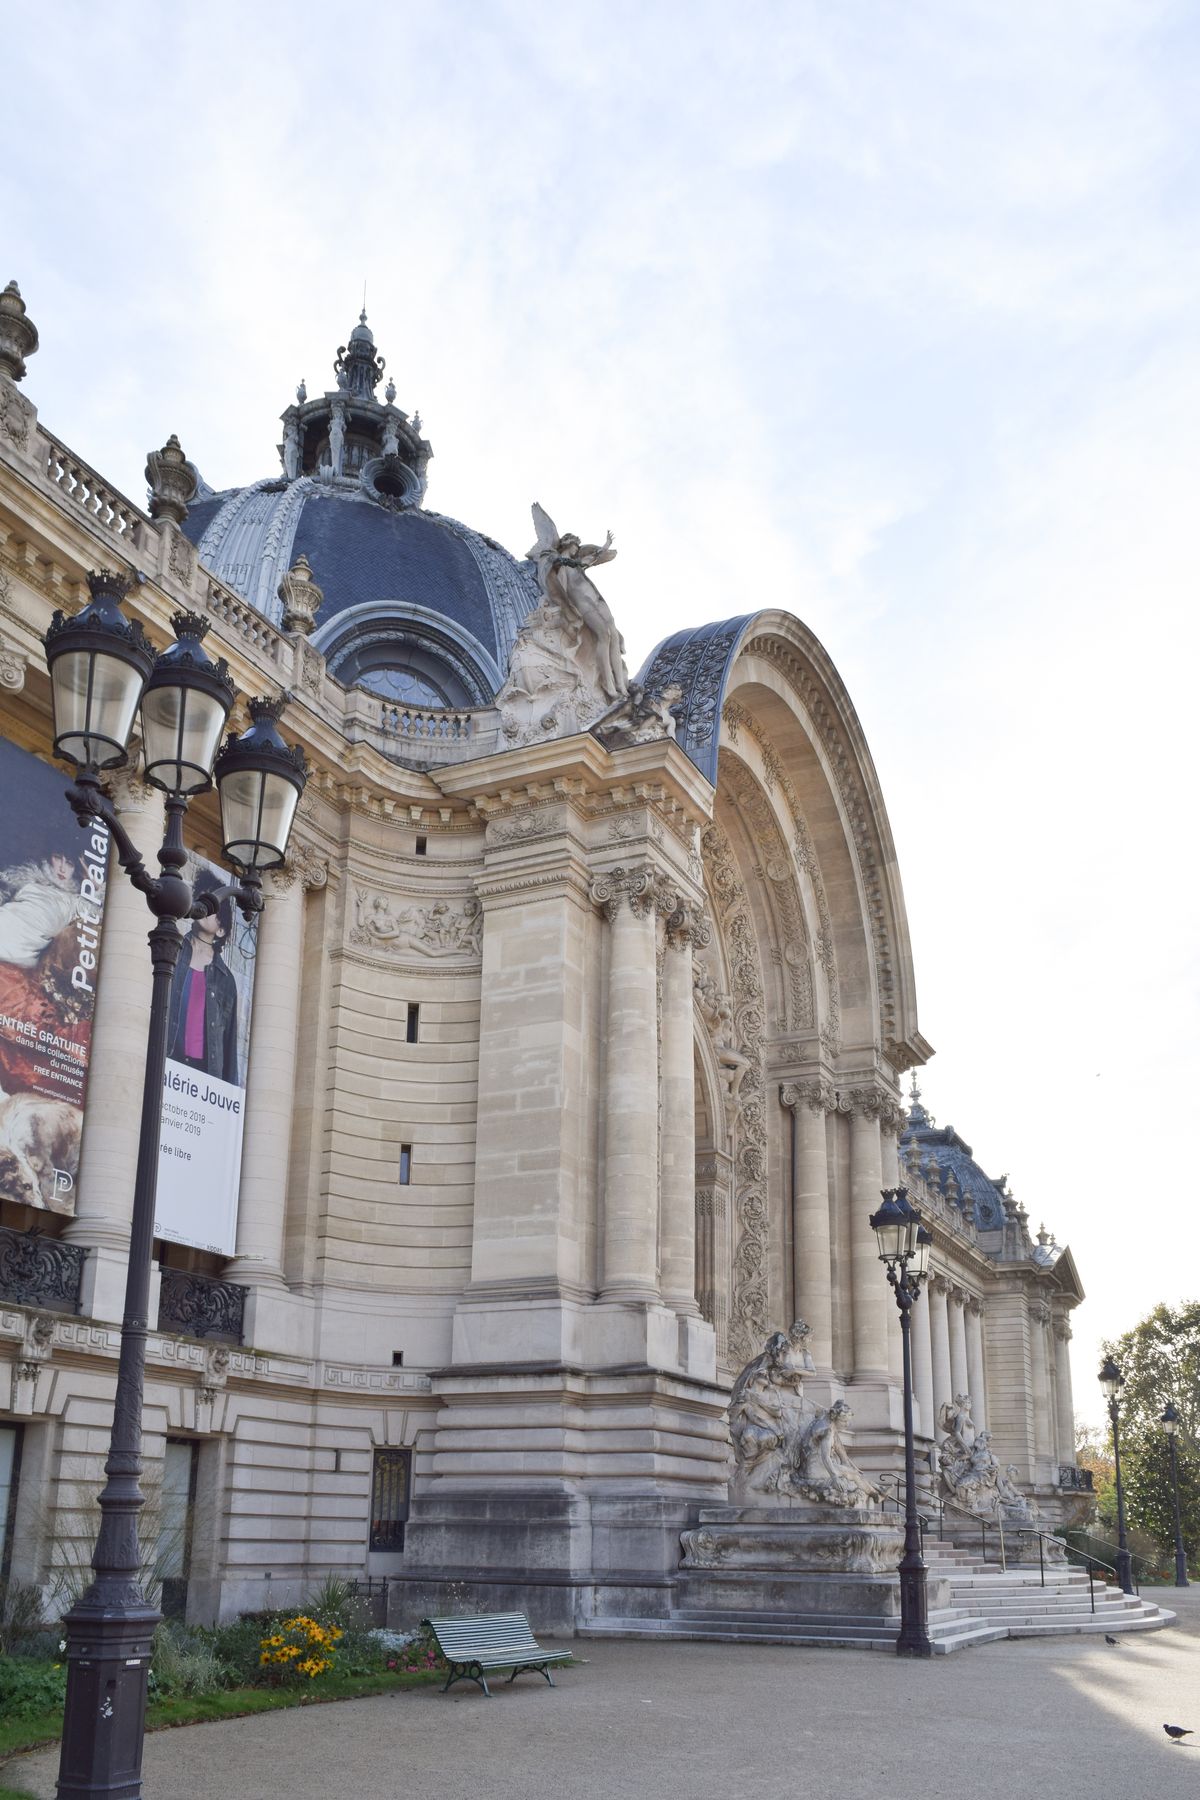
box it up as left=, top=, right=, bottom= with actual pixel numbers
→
left=421, top=1612, right=572, bottom=1697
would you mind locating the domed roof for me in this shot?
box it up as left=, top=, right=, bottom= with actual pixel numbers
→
left=178, top=311, right=540, bottom=707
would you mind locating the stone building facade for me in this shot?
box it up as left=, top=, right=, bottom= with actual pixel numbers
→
left=0, top=291, right=1088, bottom=1631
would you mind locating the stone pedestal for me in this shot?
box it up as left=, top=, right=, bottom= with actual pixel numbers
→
left=674, top=1505, right=949, bottom=1623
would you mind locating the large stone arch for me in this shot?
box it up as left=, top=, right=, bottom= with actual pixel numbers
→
left=640, top=608, right=927, bottom=1074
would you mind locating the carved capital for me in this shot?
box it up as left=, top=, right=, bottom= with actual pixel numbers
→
left=665, top=898, right=710, bottom=950
left=590, top=863, right=657, bottom=920
left=1032, top=1301, right=1052, bottom=1329
left=840, top=1083, right=906, bottom=1132
left=929, top=1272, right=952, bottom=1297
left=965, top=1295, right=983, bottom=1318
left=287, top=839, right=329, bottom=892
left=780, top=1078, right=837, bottom=1115
left=1053, top=1318, right=1072, bottom=1343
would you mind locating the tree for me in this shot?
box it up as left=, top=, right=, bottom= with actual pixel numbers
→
left=1099, top=1300, right=1200, bottom=1576
left=1122, top=1432, right=1199, bottom=1576
left=1100, top=1301, right=1200, bottom=1441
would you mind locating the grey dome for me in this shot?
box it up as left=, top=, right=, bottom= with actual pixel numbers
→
left=178, top=312, right=540, bottom=707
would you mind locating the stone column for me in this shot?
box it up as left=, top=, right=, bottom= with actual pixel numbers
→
left=911, top=1279, right=936, bottom=1441
left=846, top=1088, right=895, bottom=1379
left=1053, top=1317, right=1076, bottom=1467
left=225, top=857, right=311, bottom=1288
left=965, top=1298, right=987, bottom=1431
left=67, top=768, right=165, bottom=1322
left=659, top=907, right=701, bottom=1314
left=594, top=868, right=661, bottom=1302
left=780, top=1079, right=835, bottom=1369
left=927, top=1274, right=952, bottom=1434
left=1029, top=1300, right=1054, bottom=1476
left=947, top=1286, right=970, bottom=1400
left=695, top=1152, right=733, bottom=1363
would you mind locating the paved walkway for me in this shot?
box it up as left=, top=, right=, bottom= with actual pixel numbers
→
left=11, top=1591, right=1200, bottom=1800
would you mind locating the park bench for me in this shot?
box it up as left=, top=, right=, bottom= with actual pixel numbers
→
left=421, top=1611, right=572, bottom=1697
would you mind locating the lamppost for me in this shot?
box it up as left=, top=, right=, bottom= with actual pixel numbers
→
left=1099, top=1356, right=1134, bottom=1596
left=869, top=1185, right=933, bottom=1657
left=44, top=571, right=307, bottom=1800
left=1161, top=1404, right=1190, bottom=1589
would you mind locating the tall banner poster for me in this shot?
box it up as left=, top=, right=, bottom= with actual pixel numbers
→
left=155, top=852, right=258, bottom=1255
left=0, top=737, right=109, bottom=1216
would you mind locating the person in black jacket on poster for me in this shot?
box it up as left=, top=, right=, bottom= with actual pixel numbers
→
left=165, top=872, right=240, bottom=1085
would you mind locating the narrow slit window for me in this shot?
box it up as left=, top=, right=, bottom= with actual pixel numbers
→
left=414, top=835, right=428, bottom=856
left=391, top=1351, right=404, bottom=1367
left=398, top=1144, right=412, bottom=1185
left=406, top=1003, right=420, bottom=1044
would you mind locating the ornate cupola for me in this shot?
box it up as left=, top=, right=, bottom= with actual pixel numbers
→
left=277, top=309, right=432, bottom=507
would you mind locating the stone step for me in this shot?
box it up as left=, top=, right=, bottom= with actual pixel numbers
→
left=579, top=1615, right=1008, bottom=1654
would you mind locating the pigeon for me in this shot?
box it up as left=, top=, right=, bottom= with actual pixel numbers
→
left=1164, top=1725, right=1193, bottom=1743
left=1104, top=1634, right=1122, bottom=1646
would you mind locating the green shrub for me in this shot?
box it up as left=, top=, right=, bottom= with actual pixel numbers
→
left=0, top=1656, right=67, bottom=1720
left=148, top=1623, right=227, bottom=1699
left=0, top=1580, right=45, bottom=1655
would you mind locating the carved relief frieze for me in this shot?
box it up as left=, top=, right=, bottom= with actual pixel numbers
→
left=700, top=818, right=768, bottom=1366
left=0, top=630, right=26, bottom=692
left=486, top=805, right=566, bottom=846
left=0, top=381, right=34, bottom=451
left=350, top=888, right=482, bottom=959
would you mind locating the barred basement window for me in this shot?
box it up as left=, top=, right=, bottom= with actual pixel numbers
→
left=398, top=1144, right=412, bottom=1185
left=406, top=1003, right=420, bottom=1043
left=369, top=1447, right=411, bottom=1551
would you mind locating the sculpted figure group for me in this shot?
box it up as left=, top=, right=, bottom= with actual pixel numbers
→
left=727, top=1321, right=882, bottom=1509
left=938, top=1393, right=1033, bottom=1521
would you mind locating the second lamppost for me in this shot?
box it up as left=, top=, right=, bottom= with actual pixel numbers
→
left=869, top=1186, right=933, bottom=1657
left=44, top=572, right=308, bottom=1800
left=1161, top=1404, right=1190, bottom=1589
left=1098, top=1356, right=1134, bottom=1595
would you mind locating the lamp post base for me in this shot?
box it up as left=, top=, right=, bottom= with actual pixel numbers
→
left=56, top=1592, right=159, bottom=1800
left=1115, top=1547, right=1134, bottom=1597
left=896, top=1556, right=932, bottom=1657
left=1175, top=1550, right=1190, bottom=1589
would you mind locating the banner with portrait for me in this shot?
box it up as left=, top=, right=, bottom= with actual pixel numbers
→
left=155, top=850, right=258, bottom=1255
left=0, top=737, right=108, bottom=1216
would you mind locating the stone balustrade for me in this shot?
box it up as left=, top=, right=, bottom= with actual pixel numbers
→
left=42, top=433, right=147, bottom=544
left=204, top=576, right=287, bottom=668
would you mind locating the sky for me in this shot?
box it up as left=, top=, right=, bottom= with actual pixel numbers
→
left=6, top=0, right=1198, bottom=1426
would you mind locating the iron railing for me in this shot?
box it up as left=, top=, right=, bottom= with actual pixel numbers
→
left=0, top=1224, right=86, bottom=1313
left=157, top=1267, right=246, bottom=1343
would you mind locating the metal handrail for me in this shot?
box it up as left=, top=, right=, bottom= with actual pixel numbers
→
left=1015, top=1527, right=1131, bottom=1607
left=875, top=1474, right=1007, bottom=1571
left=1064, top=1527, right=1153, bottom=1581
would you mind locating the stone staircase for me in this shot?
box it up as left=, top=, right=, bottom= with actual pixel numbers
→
left=923, top=1540, right=1176, bottom=1640
left=579, top=1540, right=1175, bottom=1654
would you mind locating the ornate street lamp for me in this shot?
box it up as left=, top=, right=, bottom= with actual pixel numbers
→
left=44, top=573, right=307, bottom=1800
left=1161, top=1404, right=1190, bottom=1588
left=1099, top=1356, right=1134, bottom=1595
left=869, top=1186, right=933, bottom=1657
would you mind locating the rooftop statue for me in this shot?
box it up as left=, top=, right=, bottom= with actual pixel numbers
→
left=495, top=504, right=629, bottom=746
left=528, top=502, right=626, bottom=702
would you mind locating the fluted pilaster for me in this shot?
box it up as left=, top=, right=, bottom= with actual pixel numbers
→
left=781, top=1078, right=835, bottom=1369
left=592, top=866, right=663, bottom=1301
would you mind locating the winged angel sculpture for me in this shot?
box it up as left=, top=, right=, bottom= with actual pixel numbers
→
left=496, top=504, right=629, bottom=746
